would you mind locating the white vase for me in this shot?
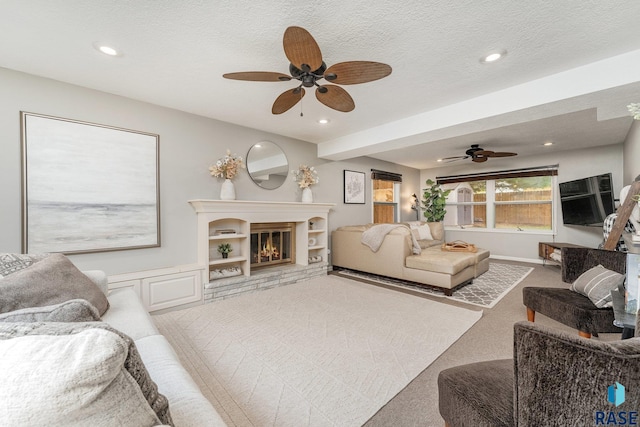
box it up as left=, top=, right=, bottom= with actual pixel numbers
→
left=301, top=187, right=313, bottom=203
left=220, top=179, right=236, bottom=200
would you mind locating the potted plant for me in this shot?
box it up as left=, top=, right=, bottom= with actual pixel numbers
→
left=422, top=179, right=452, bottom=222
left=217, top=243, right=233, bottom=259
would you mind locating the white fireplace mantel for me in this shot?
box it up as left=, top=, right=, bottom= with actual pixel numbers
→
left=188, top=200, right=335, bottom=282
left=189, top=199, right=334, bottom=218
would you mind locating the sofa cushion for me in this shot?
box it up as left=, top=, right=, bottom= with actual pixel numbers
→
left=102, top=288, right=160, bottom=340
left=418, top=239, right=442, bottom=249
left=428, top=222, right=444, bottom=241
left=406, top=250, right=476, bottom=275
left=136, top=334, right=227, bottom=426
left=0, top=322, right=173, bottom=426
left=0, top=253, right=109, bottom=316
left=406, top=221, right=434, bottom=240
left=0, top=299, right=100, bottom=323
left=0, top=252, right=49, bottom=278
left=570, top=264, right=625, bottom=308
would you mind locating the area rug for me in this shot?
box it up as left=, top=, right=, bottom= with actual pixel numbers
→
left=335, top=262, right=534, bottom=308
left=153, top=275, right=482, bottom=427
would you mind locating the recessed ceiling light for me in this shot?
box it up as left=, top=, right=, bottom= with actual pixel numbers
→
left=437, top=158, right=443, bottom=162
left=480, top=50, right=507, bottom=64
left=318, top=119, right=329, bottom=124
left=543, top=141, right=554, bottom=146
left=93, top=42, right=121, bottom=57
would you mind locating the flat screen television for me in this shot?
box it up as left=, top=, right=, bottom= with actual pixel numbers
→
left=559, top=173, right=615, bottom=227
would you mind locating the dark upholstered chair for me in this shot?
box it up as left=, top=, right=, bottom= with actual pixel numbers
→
left=438, top=321, right=640, bottom=427
left=522, top=247, right=627, bottom=338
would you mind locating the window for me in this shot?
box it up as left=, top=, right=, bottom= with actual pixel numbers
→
left=371, top=169, right=402, bottom=223
left=438, top=166, right=557, bottom=232
left=443, top=180, right=486, bottom=228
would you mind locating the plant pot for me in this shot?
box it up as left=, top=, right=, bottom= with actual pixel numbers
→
left=222, top=253, right=228, bottom=259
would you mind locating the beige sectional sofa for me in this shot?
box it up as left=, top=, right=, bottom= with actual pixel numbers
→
left=331, top=222, right=489, bottom=295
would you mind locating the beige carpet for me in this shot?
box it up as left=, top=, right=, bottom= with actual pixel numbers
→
left=153, top=275, right=482, bottom=427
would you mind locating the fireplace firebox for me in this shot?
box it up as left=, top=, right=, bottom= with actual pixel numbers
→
left=250, top=222, right=295, bottom=269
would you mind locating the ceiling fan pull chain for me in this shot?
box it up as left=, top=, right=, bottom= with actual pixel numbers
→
left=300, top=90, right=304, bottom=117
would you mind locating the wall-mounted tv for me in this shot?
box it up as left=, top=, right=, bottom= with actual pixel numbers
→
left=559, top=173, right=615, bottom=227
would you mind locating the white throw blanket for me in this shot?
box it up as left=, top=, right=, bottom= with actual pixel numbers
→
left=361, top=224, right=422, bottom=254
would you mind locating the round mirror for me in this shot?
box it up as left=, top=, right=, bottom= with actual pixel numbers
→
left=246, top=141, right=289, bottom=190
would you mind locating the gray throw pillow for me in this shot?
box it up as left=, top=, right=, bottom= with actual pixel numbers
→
left=570, top=264, right=625, bottom=308
left=0, top=299, right=100, bottom=323
left=0, top=322, right=173, bottom=426
left=0, top=253, right=109, bottom=316
left=0, top=253, right=49, bottom=278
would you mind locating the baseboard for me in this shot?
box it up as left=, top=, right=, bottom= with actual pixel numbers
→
left=489, top=254, right=544, bottom=265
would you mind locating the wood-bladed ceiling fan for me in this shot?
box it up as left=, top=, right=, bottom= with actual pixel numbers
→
left=441, top=144, right=518, bottom=163
left=223, top=26, right=392, bottom=114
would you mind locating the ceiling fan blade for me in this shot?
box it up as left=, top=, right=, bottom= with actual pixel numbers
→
left=440, top=155, right=469, bottom=161
left=324, top=61, right=392, bottom=85
left=283, top=26, right=323, bottom=72
left=223, top=71, right=291, bottom=82
left=272, top=87, right=305, bottom=115
left=315, top=85, right=355, bottom=112
left=490, top=152, right=518, bottom=157
left=472, top=156, right=488, bottom=163
left=474, top=150, right=495, bottom=157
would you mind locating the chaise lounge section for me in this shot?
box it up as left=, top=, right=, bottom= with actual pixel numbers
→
left=331, top=222, right=489, bottom=295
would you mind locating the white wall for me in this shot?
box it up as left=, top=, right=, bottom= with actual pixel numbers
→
left=0, top=68, right=419, bottom=274
left=624, top=120, right=640, bottom=183
left=315, top=157, right=421, bottom=230
left=420, top=145, right=624, bottom=262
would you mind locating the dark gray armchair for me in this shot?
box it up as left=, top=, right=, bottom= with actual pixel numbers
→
left=522, top=247, right=627, bottom=338
left=438, top=321, right=640, bottom=426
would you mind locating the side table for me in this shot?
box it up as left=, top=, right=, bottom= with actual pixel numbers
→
left=538, top=242, right=586, bottom=267
left=612, top=288, right=637, bottom=339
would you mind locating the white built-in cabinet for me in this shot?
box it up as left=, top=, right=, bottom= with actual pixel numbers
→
left=108, top=266, right=204, bottom=313
left=107, top=200, right=333, bottom=313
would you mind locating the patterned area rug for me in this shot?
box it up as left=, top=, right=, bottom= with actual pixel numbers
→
left=153, top=275, right=482, bottom=427
left=335, top=262, right=533, bottom=308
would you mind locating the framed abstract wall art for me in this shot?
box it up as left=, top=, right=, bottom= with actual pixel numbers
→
left=344, top=170, right=365, bottom=204
left=21, top=112, right=160, bottom=254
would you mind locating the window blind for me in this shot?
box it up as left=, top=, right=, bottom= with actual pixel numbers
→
left=371, top=169, right=403, bottom=182
left=436, top=165, right=558, bottom=185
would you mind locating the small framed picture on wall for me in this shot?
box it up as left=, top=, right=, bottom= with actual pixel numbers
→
left=344, top=170, right=365, bottom=204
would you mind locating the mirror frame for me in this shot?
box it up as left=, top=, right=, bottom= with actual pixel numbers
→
left=246, top=141, right=289, bottom=190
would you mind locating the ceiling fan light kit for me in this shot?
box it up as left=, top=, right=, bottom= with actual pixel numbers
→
left=223, top=26, right=392, bottom=114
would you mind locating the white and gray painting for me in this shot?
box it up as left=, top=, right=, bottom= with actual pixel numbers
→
left=24, top=114, right=159, bottom=253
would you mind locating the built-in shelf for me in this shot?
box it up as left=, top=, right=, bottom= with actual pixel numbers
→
left=209, top=255, right=247, bottom=266
left=209, top=233, right=247, bottom=240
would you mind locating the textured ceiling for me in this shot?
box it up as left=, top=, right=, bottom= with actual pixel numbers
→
left=1, top=0, right=640, bottom=169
